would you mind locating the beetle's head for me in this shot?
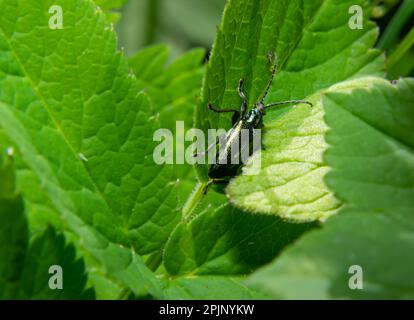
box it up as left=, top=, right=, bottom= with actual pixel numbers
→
left=256, top=101, right=266, bottom=115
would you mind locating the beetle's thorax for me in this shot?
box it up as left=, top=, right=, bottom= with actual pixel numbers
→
left=243, top=104, right=264, bottom=127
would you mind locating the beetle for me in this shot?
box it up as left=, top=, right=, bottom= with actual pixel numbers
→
left=197, top=52, right=312, bottom=191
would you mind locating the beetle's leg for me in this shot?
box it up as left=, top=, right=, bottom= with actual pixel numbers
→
left=207, top=103, right=239, bottom=114
left=231, top=110, right=242, bottom=125
left=238, top=78, right=246, bottom=100
left=208, top=103, right=241, bottom=126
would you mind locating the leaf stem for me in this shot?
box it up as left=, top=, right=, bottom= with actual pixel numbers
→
left=117, top=288, right=132, bottom=300
left=145, top=250, right=163, bottom=272
left=377, top=0, right=414, bottom=50
left=388, top=27, right=414, bottom=71
left=182, top=181, right=207, bottom=220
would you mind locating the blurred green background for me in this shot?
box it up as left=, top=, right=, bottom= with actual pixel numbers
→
left=114, top=0, right=414, bottom=77
left=116, top=0, right=225, bottom=58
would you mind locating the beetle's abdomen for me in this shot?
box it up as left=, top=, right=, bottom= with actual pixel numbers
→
left=209, top=163, right=241, bottom=179
left=208, top=123, right=262, bottom=179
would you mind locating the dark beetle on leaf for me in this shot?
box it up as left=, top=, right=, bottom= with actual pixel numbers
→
left=196, top=52, right=312, bottom=192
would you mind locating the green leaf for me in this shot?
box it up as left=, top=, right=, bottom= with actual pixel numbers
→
left=130, top=45, right=205, bottom=133
left=0, top=134, right=123, bottom=299
left=164, top=191, right=316, bottom=276
left=129, top=45, right=206, bottom=206
left=247, top=207, right=414, bottom=299
left=199, top=0, right=383, bottom=131
left=129, top=45, right=205, bottom=132
left=163, top=276, right=269, bottom=300
left=0, top=132, right=64, bottom=234
left=0, top=0, right=179, bottom=255
left=0, top=157, right=27, bottom=299
left=214, top=0, right=385, bottom=221
left=0, top=111, right=165, bottom=300
left=2, top=0, right=408, bottom=301
left=0, top=0, right=173, bottom=298
left=324, top=77, right=414, bottom=210
left=93, top=0, right=128, bottom=25
left=246, top=77, right=414, bottom=299
left=94, top=0, right=129, bottom=10
left=152, top=47, right=205, bottom=130
left=129, top=44, right=171, bottom=84
left=227, top=96, right=342, bottom=222
left=63, top=210, right=165, bottom=298
left=21, top=227, right=95, bottom=299
left=0, top=157, right=94, bottom=299
left=162, top=0, right=386, bottom=283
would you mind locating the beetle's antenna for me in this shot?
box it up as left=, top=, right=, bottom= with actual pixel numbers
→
left=259, top=51, right=278, bottom=104
left=265, top=100, right=313, bottom=109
